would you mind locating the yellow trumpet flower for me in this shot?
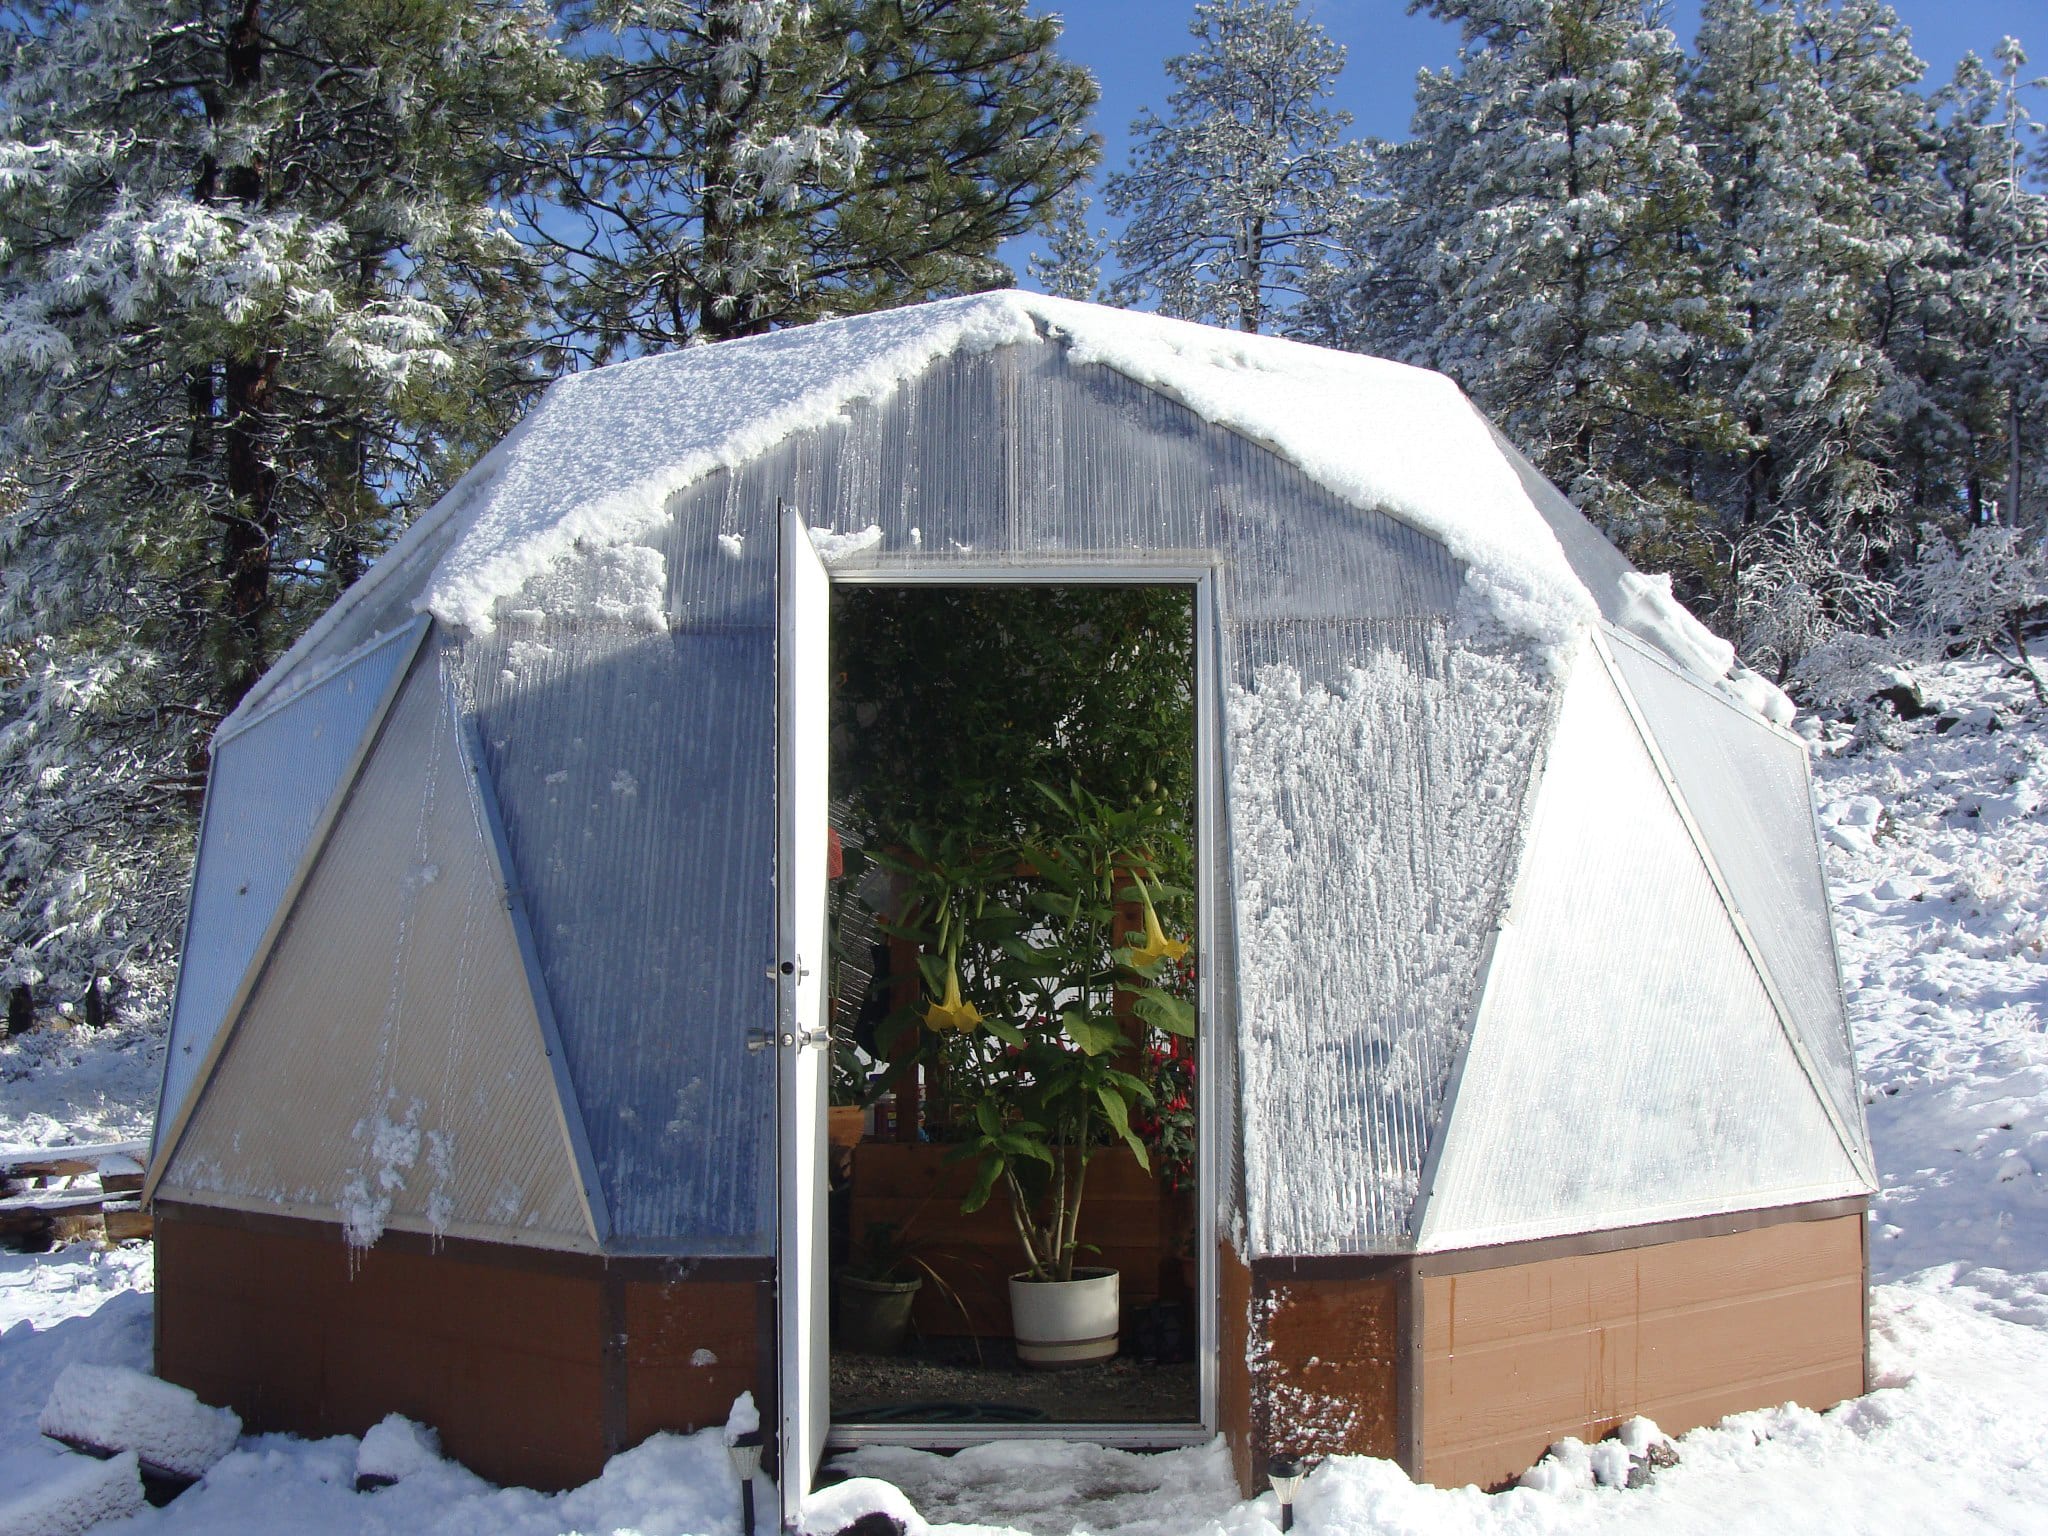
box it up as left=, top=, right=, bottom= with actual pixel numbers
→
left=1122, top=881, right=1189, bottom=972
left=923, top=960, right=983, bottom=1034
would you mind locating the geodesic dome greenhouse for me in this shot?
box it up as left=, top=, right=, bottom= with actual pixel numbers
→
left=146, top=293, right=1875, bottom=1499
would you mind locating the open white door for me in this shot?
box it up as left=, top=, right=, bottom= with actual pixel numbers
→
left=776, top=507, right=832, bottom=1531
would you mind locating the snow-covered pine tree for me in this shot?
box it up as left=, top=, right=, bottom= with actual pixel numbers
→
left=1686, top=0, right=1941, bottom=670
left=1885, top=40, right=2048, bottom=534
left=1889, top=47, right=2028, bottom=529
left=548, top=0, right=1097, bottom=357
left=1102, top=0, right=1370, bottom=334
left=1349, top=0, right=1739, bottom=568
left=1027, top=191, right=1105, bottom=302
left=0, top=0, right=572, bottom=1029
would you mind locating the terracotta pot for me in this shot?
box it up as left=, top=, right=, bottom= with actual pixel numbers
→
left=827, top=1106, right=865, bottom=1149
left=1008, top=1267, right=1119, bottom=1367
left=836, top=1271, right=922, bottom=1354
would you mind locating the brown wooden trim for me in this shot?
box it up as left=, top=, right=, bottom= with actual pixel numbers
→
left=600, top=1270, right=628, bottom=1456
left=155, top=1199, right=775, bottom=1283
left=1249, top=1254, right=1407, bottom=1283
left=1860, top=1205, right=1872, bottom=1394
left=1409, top=1196, right=1869, bottom=1277
left=1396, top=1268, right=1422, bottom=1478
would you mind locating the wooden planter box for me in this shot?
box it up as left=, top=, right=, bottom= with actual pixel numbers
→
left=845, top=1141, right=1183, bottom=1338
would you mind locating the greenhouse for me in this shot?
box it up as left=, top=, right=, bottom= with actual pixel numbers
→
left=144, top=292, right=1875, bottom=1508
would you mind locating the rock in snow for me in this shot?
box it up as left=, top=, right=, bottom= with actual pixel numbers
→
left=0, top=1450, right=144, bottom=1536
left=38, top=1362, right=240, bottom=1480
left=354, top=1413, right=443, bottom=1490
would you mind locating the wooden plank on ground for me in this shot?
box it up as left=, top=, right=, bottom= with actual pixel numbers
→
left=0, top=1140, right=150, bottom=1179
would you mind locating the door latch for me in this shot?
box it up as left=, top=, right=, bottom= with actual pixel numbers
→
left=763, top=959, right=812, bottom=981
left=750, top=1025, right=830, bottom=1051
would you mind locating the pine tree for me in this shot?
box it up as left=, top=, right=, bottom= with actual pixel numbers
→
left=0, top=0, right=570, bottom=1026
left=1891, top=42, right=2048, bottom=532
left=1685, top=0, right=1943, bottom=671
left=1027, top=190, right=1105, bottom=302
left=1102, top=0, right=1369, bottom=334
left=548, top=0, right=1098, bottom=356
left=1352, top=0, right=1738, bottom=565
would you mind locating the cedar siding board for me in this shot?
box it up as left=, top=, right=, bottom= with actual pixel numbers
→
left=154, top=1202, right=772, bottom=1491
left=1416, top=1211, right=1866, bottom=1489
left=1216, top=1204, right=1867, bottom=1496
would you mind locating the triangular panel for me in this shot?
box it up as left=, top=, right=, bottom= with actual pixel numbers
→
left=161, top=653, right=596, bottom=1251
left=1610, top=638, right=1869, bottom=1161
left=155, top=622, right=423, bottom=1158
left=1417, top=647, right=1865, bottom=1252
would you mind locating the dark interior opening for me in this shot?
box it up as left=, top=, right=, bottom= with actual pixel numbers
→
left=825, top=582, right=1201, bottom=1428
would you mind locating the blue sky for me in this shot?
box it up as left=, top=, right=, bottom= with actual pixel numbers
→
left=999, top=0, right=2046, bottom=285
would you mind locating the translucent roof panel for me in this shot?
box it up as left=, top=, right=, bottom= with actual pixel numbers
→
left=162, top=655, right=597, bottom=1251
left=1610, top=637, right=1871, bottom=1170
left=153, top=620, right=422, bottom=1167
left=459, top=622, right=776, bottom=1253
left=1231, top=621, right=1553, bottom=1255
left=1417, top=648, right=1868, bottom=1251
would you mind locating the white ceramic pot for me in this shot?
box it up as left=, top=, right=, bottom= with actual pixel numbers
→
left=1008, top=1267, right=1119, bottom=1367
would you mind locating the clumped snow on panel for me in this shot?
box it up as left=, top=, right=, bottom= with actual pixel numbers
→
left=1229, top=635, right=1552, bottom=1253
left=367, top=289, right=1770, bottom=715
left=39, top=1362, right=239, bottom=1479
left=0, top=1450, right=143, bottom=1536
left=420, top=299, right=1038, bottom=634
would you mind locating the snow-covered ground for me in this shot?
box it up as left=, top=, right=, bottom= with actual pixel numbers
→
left=4, top=664, right=2047, bottom=1534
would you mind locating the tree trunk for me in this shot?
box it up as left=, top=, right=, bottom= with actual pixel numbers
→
left=210, top=0, right=281, bottom=707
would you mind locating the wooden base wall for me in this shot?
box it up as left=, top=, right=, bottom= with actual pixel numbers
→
left=1414, top=1208, right=1868, bottom=1489
left=1220, top=1200, right=1869, bottom=1496
left=154, top=1202, right=773, bottom=1491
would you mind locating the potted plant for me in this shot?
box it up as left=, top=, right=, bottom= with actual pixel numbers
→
left=877, top=784, right=1196, bottom=1367
left=833, top=1215, right=973, bottom=1355
left=828, top=1041, right=873, bottom=1150
left=834, top=1221, right=926, bottom=1355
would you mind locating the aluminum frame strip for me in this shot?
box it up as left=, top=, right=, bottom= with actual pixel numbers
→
left=457, top=716, right=614, bottom=1249
left=1404, top=665, right=1566, bottom=1244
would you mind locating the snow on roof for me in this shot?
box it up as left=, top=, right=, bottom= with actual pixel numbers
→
left=276, top=290, right=1787, bottom=721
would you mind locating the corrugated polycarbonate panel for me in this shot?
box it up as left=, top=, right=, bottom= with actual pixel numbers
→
left=1228, top=620, right=1553, bottom=1254
left=162, top=655, right=596, bottom=1250
left=1417, top=650, right=1866, bottom=1252
left=470, top=337, right=1476, bottom=1251
left=644, top=340, right=1465, bottom=625
left=1610, top=640, right=1870, bottom=1162
left=155, top=622, right=420, bottom=1157
left=459, top=621, right=775, bottom=1252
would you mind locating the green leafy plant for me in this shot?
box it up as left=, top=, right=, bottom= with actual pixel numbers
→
left=875, top=782, right=1195, bottom=1285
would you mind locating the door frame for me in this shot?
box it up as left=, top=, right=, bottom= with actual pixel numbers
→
left=812, top=562, right=1223, bottom=1451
